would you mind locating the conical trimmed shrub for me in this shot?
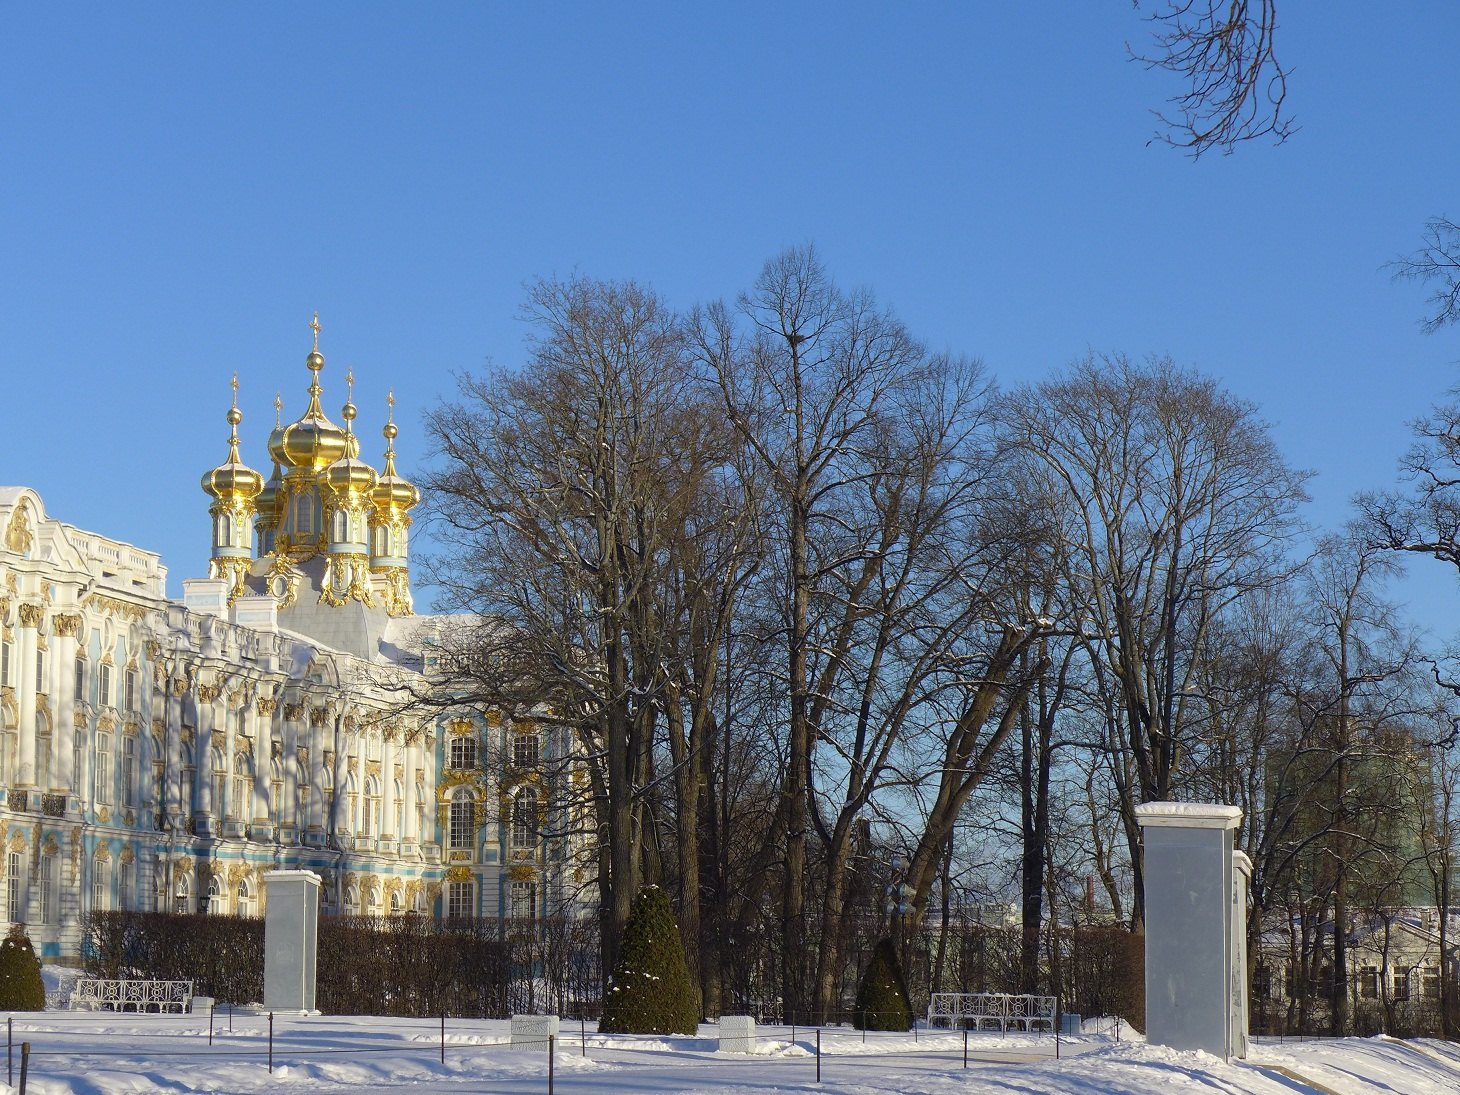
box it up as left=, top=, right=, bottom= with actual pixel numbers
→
left=599, top=886, right=699, bottom=1034
left=854, top=937, right=912, bottom=1030
left=0, top=924, right=46, bottom=1011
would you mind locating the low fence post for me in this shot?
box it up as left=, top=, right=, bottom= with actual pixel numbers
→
left=17, top=1041, right=28, bottom=1095
left=8, top=1014, right=12, bottom=1084
left=581, top=1015, right=586, bottom=1057
left=441, top=1013, right=446, bottom=1065
left=268, top=1012, right=274, bottom=1074
left=963, top=1026, right=968, bottom=1068
left=815, top=1028, right=821, bottom=1084
left=209, top=1000, right=215, bottom=1046
left=548, top=1033, right=555, bottom=1095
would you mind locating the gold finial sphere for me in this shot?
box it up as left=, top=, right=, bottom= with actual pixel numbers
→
left=227, top=406, right=243, bottom=427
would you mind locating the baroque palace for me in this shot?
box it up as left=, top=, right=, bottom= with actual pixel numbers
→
left=0, top=318, right=582, bottom=962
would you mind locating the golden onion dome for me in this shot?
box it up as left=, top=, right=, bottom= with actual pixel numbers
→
left=372, top=392, right=421, bottom=511
left=322, top=377, right=379, bottom=495
left=201, top=379, right=265, bottom=501
left=267, top=314, right=351, bottom=471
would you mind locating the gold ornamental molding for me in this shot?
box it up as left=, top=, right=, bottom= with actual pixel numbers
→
left=52, top=614, right=82, bottom=638
left=508, top=865, right=538, bottom=882
left=257, top=697, right=277, bottom=717
left=83, top=593, right=147, bottom=623
left=17, top=603, right=44, bottom=629
left=146, top=640, right=162, bottom=659
left=197, top=684, right=222, bottom=704
left=284, top=703, right=305, bottom=722
left=309, top=706, right=330, bottom=728
left=445, top=865, right=473, bottom=882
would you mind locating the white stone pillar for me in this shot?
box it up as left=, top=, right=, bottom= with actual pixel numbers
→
left=1135, top=803, right=1244, bottom=1060
left=16, top=603, right=42, bottom=787
left=52, top=613, right=80, bottom=794
left=263, top=870, right=320, bottom=1013
left=381, top=734, right=397, bottom=839
left=402, top=743, right=418, bottom=846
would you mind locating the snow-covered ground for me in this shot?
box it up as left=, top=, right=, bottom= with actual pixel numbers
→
left=8, top=969, right=1457, bottom=1094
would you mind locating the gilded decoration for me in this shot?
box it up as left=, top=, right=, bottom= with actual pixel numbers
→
left=309, top=707, right=329, bottom=728
left=508, top=865, right=538, bottom=883
left=5, top=508, right=33, bottom=554
left=257, top=697, right=276, bottom=717
left=98, top=715, right=115, bottom=732
left=448, top=717, right=473, bottom=737
left=98, top=807, right=111, bottom=823
left=52, top=613, right=82, bottom=639
left=484, top=709, right=502, bottom=729
left=172, top=678, right=188, bottom=697
left=379, top=568, right=413, bottom=617
left=120, top=845, right=135, bottom=865
left=122, top=810, right=135, bottom=826
left=211, top=730, right=226, bottom=750
left=343, top=714, right=357, bottom=733
left=72, top=711, right=87, bottom=730
left=146, top=640, right=162, bottom=659
left=197, top=684, right=222, bottom=704
left=284, top=703, right=304, bottom=722
left=296, top=746, right=309, bottom=765
left=94, top=843, right=111, bottom=861
left=445, top=865, right=472, bottom=882
left=263, top=557, right=301, bottom=608
left=41, top=835, right=58, bottom=856
left=449, top=851, right=470, bottom=863
left=319, top=552, right=374, bottom=608
left=152, top=718, right=164, bottom=735
left=17, top=603, right=44, bottom=629
left=180, top=726, right=195, bottom=744
left=83, top=593, right=147, bottom=622
left=366, top=760, right=381, bottom=777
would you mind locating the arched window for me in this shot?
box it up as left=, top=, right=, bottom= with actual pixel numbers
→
left=237, top=877, right=254, bottom=917
left=390, top=890, right=402, bottom=916
left=448, top=786, right=475, bottom=850
left=92, top=855, right=111, bottom=912
left=93, top=732, right=112, bottom=804
left=363, top=885, right=377, bottom=917
left=362, top=775, right=380, bottom=838
left=414, top=778, right=426, bottom=838
left=269, top=757, right=284, bottom=823
left=207, top=874, right=223, bottom=915
left=512, top=787, right=537, bottom=851
left=510, top=879, right=536, bottom=920
left=119, top=860, right=134, bottom=911
left=121, top=735, right=137, bottom=808
left=232, top=752, right=252, bottom=820
left=210, top=746, right=226, bottom=817
left=393, top=778, right=404, bottom=838
left=174, top=873, right=191, bottom=915
left=332, top=508, right=348, bottom=543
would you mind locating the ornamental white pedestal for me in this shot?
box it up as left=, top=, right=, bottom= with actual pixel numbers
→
left=263, top=869, right=321, bottom=1014
left=1135, top=803, right=1246, bottom=1060
left=718, top=1015, right=756, bottom=1052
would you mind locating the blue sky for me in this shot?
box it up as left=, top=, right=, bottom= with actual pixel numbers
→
left=4, top=4, right=1460, bottom=634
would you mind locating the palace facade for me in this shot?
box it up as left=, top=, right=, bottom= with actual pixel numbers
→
left=0, top=321, right=584, bottom=962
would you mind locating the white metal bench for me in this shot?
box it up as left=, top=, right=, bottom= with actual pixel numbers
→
left=73, top=978, right=195, bottom=1013
left=928, top=991, right=1057, bottom=1032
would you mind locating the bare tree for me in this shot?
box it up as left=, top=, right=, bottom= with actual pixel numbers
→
left=1133, top=0, right=1293, bottom=157
left=421, top=276, right=748, bottom=978
left=1003, top=353, right=1310, bottom=924
left=1389, top=217, right=1460, bottom=334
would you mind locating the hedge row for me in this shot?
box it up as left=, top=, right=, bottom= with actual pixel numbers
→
left=82, top=911, right=514, bottom=1016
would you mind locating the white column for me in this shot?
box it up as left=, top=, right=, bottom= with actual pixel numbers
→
left=402, top=742, right=418, bottom=845
left=1135, top=802, right=1243, bottom=1060
left=381, top=734, right=397, bottom=839
left=16, top=603, right=42, bottom=787
left=51, top=613, right=80, bottom=793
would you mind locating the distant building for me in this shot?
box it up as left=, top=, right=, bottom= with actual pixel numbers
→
left=0, top=319, right=586, bottom=962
